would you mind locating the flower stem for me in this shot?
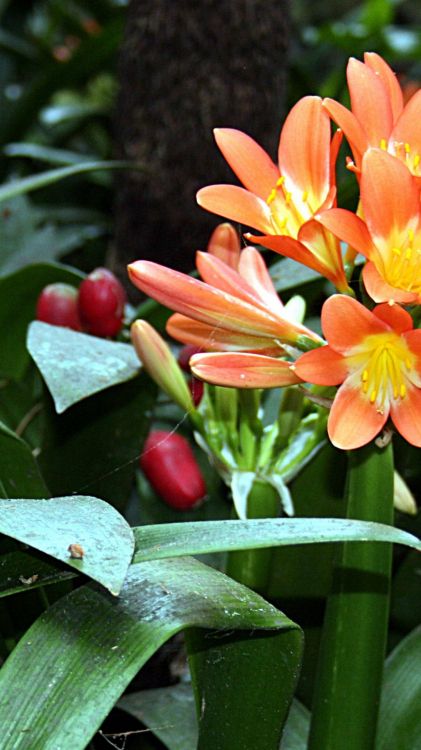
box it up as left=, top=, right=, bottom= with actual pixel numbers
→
left=225, top=480, right=279, bottom=593
left=308, top=441, right=394, bottom=750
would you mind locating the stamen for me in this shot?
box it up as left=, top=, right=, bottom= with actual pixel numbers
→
left=370, top=389, right=377, bottom=403
left=302, top=191, right=308, bottom=202
left=267, top=189, right=276, bottom=205
left=285, top=191, right=291, bottom=206
left=380, top=139, right=387, bottom=150
left=414, top=155, right=420, bottom=169
left=392, top=247, right=401, bottom=256
left=405, top=248, right=412, bottom=261
left=405, top=143, right=411, bottom=154
left=362, top=369, right=368, bottom=382
left=400, top=384, right=406, bottom=398
left=276, top=176, right=284, bottom=187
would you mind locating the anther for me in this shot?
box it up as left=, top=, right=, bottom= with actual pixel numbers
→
left=370, top=389, right=377, bottom=403
left=380, top=139, right=387, bottom=150
left=276, top=176, right=284, bottom=187
left=400, top=383, right=406, bottom=398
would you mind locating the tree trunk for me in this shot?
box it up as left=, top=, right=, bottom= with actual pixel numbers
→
left=113, top=0, right=290, bottom=285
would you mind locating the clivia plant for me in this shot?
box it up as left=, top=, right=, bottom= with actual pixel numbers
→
left=0, top=52, right=420, bottom=750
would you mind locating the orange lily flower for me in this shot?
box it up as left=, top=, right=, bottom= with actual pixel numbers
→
left=294, top=295, right=421, bottom=450
left=196, top=96, right=350, bottom=292
left=324, top=52, right=421, bottom=179
left=317, top=148, right=421, bottom=305
left=128, top=246, right=321, bottom=355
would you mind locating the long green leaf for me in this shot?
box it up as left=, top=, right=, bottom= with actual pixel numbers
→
left=0, top=161, right=136, bottom=203
left=119, top=685, right=310, bottom=750
left=27, top=321, right=141, bottom=412
left=0, top=420, right=48, bottom=498
left=0, top=495, right=134, bottom=595
left=132, top=518, right=421, bottom=563
left=376, top=625, right=421, bottom=750
left=0, top=557, right=301, bottom=750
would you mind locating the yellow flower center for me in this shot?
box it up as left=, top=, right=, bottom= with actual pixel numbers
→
left=381, top=138, right=421, bottom=177
left=384, top=228, right=421, bottom=294
left=349, top=332, right=414, bottom=413
left=266, top=175, right=313, bottom=238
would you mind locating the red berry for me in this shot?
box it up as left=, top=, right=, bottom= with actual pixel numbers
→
left=189, top=377, right=204, bottom=406
left=140, top=430, right=206, bottom=510
left=178, top=344, right=203, bottom=372
left=78, top=267, right=126, bottom=337
left=36, top=283, right=82, bottom=331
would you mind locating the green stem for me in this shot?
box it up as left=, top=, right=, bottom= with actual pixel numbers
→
left=308, top=441, right=394, bottom=750
left=225, top=480, right=279, bottom=593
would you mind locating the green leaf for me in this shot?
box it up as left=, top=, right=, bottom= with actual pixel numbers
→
left=119, top=683, right=198, bottom=750
left=0, top=550, right=76, bottom=599
left=376, top=625, right=421, bottom=750
left=133, top=517, right=421, bottom=564
left=0, top=557, right=301, bottom=750
left=39, top=374, right=156, bottom=510
left=119, top=685, right=310, bottom=750
left=0, top=495, right=134, bottom=595
left=0, top=262, right=84, bottom=380
left=281, top=699, right=310, bottom=750
left=28, top=321, right=141, bottom=412
left=0, top=160, right=134, bottom=204
left=0, top=420, right=48, bottom=498
left=0, top=194, right=106, bottom=275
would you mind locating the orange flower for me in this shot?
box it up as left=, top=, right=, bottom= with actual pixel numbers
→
left=317, top=148, right=421, bottom=305
left=295, top=295, right=421, bottom=450
left=190, top=351, right=302, bottom=389
left=196, top=97, right=350, bottom=292
left=324, top=52, right=421, bottom=180
left=128, top=245, right=321, bottom=356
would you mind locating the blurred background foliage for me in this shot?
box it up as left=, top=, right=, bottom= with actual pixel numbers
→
left=0, top=0, right=419, bottom=278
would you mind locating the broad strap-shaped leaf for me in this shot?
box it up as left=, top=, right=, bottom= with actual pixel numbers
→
left=376, top=625, right=421, bottom=750
left=133, top=518, right=421, bottom=563
left=0, top=495, right=134, bottom=595
left=27, top=321, right=141, bottom=412
left=119, top=685, right=310, bottom=750
left=0, top=160, right=133, bottom=204
left=0, top=557, right=301, bottom=750
left=0, top=551, right=76, bottom=599
left=0, top=420, right=48, bottom=498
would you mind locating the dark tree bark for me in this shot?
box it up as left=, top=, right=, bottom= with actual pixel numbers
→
left=113, top=0, right=290, bottom=282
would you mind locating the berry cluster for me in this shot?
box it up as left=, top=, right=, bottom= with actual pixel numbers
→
left=36, top=268, right=126, bottom=338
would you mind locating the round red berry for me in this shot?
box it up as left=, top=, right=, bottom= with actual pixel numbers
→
left=36, top=283, right=82, bottom=331
left=140, top=430, right=206, bottom=510
left=78, top=267, right=126, bottom=337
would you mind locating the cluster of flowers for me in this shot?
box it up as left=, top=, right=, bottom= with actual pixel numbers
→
left=129, top=53, right=421, bottom=452
left=36, top=267, right=126, bottom=338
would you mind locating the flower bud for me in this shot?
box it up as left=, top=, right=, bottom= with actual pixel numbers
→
left=131, top=320, right=194, bottom=412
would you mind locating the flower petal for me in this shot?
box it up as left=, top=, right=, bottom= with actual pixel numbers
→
left=361, top=149, right=419, bottom=245
left=323, top=98, right=367, bottom=164
left=196, top=251, right=261, bottom=307
left=167, top=314, right=285, bottom=355
left=196, top=185, right=272, bottom=233
left=278, top=96, right=330, bottom=208
left=364, top=52, right=403, bottom=122
left=391, top=90, right=421, bottom=163
left=321, top=295, right=389, bottom=353
left=237, top=246, right=285, bottom=314
left=372, top=302, right=414, bottom=333
left=328, top=380, right=388, bottom=450
left=213, top=128, right=280, bottom=200
left=128, top=261, right=302, bottom=342
left=347, top=58, right=394, bottom=146
left=207, top=223, right=241, bottom=269
left=294, top=346, right=347, bottom=385
left=246, top=232, right=340, bottom=283
left=390, top=384, right=421, bottom=447
left=363, top=261, right=419, bottom=305
left=190, top=352, right=301, bottom=389
left=316, top=208, right=375, bottom=258
left=298, top=219, right=349, bottom=290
